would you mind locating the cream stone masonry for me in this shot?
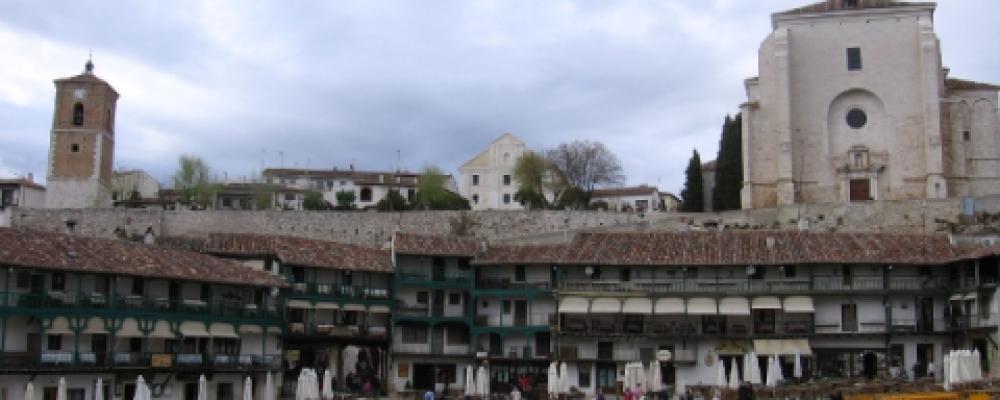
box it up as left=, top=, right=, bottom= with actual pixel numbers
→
left=742, top=0, right=1000, bottom=209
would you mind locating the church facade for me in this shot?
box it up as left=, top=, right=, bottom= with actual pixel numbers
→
left=741, top=0, right=1000, bottom=209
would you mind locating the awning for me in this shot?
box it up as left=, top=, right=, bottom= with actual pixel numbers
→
left=82, top=317, right=106, bottom=334
left=267, top=326, right=283, bottom=335
left=36, top=317, right=72, bottom=335
left=965, top=292, right=978, bottom=300
left=209, top=324, right=239, bottom=338
left=117, top=319, right=143, bottom=337
left=654, top=298, right=686, bottom=315
left=686, top=298, right=718, bottom=315
left=287, top=300, right=313, bottom=309
left=148, top=321, right=176, bottom=338
left=590, top=298, right=622, bottom=314
left=783, top=296, right=815, bottom=313
left=751, top=297, right=782, bottom=310
left=369, top=305, right=391, bottom=314
left=342, top=304, right=366, bottom=312
left=559, top=297, right=590, bottom=314
left=950, top=294, right=965, bottom=301
left=315, top=302, right=340, bottom=310
left=754, top=339, right=812, bottom=356
left=179, top=322, right=210, bottom=337
left=622, top=298, right=653, bottom=314
left=719, top=297, right=751, bottom=316
left=239, top=325, right=263, bottom=334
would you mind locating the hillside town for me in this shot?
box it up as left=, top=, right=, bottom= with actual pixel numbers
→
left=3, top=1, right=1000, bottom=400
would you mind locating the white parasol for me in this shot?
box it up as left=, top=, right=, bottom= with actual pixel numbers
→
left=265, top=373, right=275, bottom=400
left=559, top=362, right=569, bottom=394
left=198, top=375, right=208, bottom=400
left=728, top=358, right=740, bottom=390
left=547, top=362, right=558, bottom=396
left=716, top=357, right=727, bottom=388
left=57, top=378, right=66, bottom=400
left=243, top=377, right=253, bottom=400
left=95, top=378, right=104, bottom=400
left=322, top=369, right=334, bottom=399
left=24, top=381, right=33, bottom=400
left=793, top=352, right=803, bottom=379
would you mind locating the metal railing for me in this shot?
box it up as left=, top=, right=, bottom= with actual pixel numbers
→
left=475, top=279, right=551, bottom=291
left=2, top=351, right=279, bottom=370
left=287, top=323, right=388, bottom=338
left=394, top=342, right=471, bottom=355
left=475, top=313, right=553, bottom=327
left=563, top=316, right=817, bottom=337
left=397, top=270, right=473, bottom=284
left=284, top=279, right=390, bottom=299
left=560, top=276, right=951, bottom=294
left=1, top=291, right=280, bottom=320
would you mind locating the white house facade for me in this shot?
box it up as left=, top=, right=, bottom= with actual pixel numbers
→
left=458, top=133, right=529, bottom=210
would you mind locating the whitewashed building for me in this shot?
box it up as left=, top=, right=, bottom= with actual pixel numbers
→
left=458, top=133, right=529, bottom=210
left=262, top=168, right=457, bottom=210
left=590, top=185, right=662, bottom=212
left=111, top=170, right=161, bottom=203
left=741, top=0, right=1000, bottom=209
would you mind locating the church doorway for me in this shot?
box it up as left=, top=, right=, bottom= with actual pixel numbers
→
left=849, top=179, right=871, bottom=202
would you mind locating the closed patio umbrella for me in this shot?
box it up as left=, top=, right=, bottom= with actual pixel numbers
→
left=716, top=358, right=727, bottom=388
left=728, top=358, right=740, bottom=390
left=773, top=355, right=785, bottom=382
left=465, top=365, right=475, bottom=397
left=57, top=378, right=66, bottom=400
left=134, top=376, right=151, bottom=400
left=559, top=362, right=569, bottom=394
left=322, top=370, right=334, bottom=399
left=198, top=375, right=207, bottom=400
left=24, top=381, right=33, bottom=400
left=265, top=373, right=274, bottom=400
left=650, top=360, right=662, bottom=394
left=547, top=362, right=558, bottom=396
left=243, top=377, right=253, bottom=400
left=793, top=352, right=803, bottom=379
left=765, top=357, right=778, bottom=388
left=95, top=378, right=103, bottom=400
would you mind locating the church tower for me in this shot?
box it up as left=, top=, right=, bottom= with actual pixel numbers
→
left=45, top=58, right=118, bottom=208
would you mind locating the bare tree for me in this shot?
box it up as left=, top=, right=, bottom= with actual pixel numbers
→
left=545, top=140, right=625, bottom=193
left=172, top=155, right=217, bottom=208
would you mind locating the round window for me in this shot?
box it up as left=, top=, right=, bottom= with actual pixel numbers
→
left=846, top=108, right=867, bottom=129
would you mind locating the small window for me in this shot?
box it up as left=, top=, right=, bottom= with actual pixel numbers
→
left=285, top=193, right=295, bottom=201
left=620, top=268, right=631, bottom=282
left=503, top=175, right=511, bottom=186
left=783, top=266, right=797, bottom=278
left=578, top=363, right=592, bottom=388
left=402, top=325, right=428, bottom=343
left=502, top=300, right=511, bottom=314
left=844, top=0, right=858, bottom=7
left=70, top=144, right=80, bottom=153
left=416, top=292, right=429, bottom=305
left=846, top=109, right=867, bottom=129
left=472, top=194, right=479, bottom=204
left=128, top=338, right=142, bottom=353
left=67, top=389, right=85, bottom=400
left=919, top=266, right=931, bottom=277
left=515, top=266, right=526, bottom=282
left=964, top=131, right=971, bottom=142
left=131, top=279, right=144, bottom=296
left=503, top=194, right=511, bottom=204
left=51, top=272, right=65, bottom=291
left=15, top=272, right=29, bottom=289
left=48, top=335, right=63, bottom=351
left=472, top=175, right=480, bottom=186
left=407, top=189, right=415, bottom=201
left=448, top=293, right=461, bottom=305
left=216, top=382, right=233, bottom=400
left=847, top=47, right=862, bottom=71
left=359, top=187, right=373, bottom=202
left=72, top=103, right=84, bottom=126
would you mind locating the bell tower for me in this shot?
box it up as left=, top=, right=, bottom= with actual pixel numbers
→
left=45, top=58, right=118, bottom=208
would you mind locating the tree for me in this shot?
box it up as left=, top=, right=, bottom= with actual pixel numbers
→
left=335, top=190, right=356, bottom=210
left=545, top=140, right=625, bottom=207
left=172, top=155, right=217, bottom=208
left=412, top=166, right=450, bottom=210
left=251, top=183, right=278, bottom=210
left=376, top=190, right=408, bottom=211
left=512, top=152, right=550, bottom=209
left=680, top=149, right=704, bottom=212
left=712, top=114, right=743, bottom=211
left=302, top=191, right=327, bottom=210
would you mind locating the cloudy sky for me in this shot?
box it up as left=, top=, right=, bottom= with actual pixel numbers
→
left=1, top=0, right=998, bottom=194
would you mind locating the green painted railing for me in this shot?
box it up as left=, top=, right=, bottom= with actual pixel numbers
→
left=0, top=292, right=281, bottom=320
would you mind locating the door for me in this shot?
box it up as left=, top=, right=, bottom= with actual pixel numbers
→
left=597, top=342, right=613, bottom=360
left=489, top=334, right=503, bottom=356
left=849, top=179, right=871, bottom=202
left=514, top=301, right=527, bottom=327
left=916, top=343, right=934, bottom=377
left=862, top=352, right=877, bottom=379
left=413, top=364, right=436, bottom=391
left=842, top=304, right=858, bottom=332
left=596, top=363, right=617, bottom=393
left=535, top=332, right=550, bottom=357
left=92, top=334, right=107, bottom=366
left=432, top=327, right=444, bottom=354
left=432, top=290, right=445, bottom=317
left=917, top=297, right=934, bottom=332
left=184, top=383, right=199, bottom=400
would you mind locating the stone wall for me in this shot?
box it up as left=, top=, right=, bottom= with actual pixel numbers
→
left=10, top=196, right=1000, bottom=246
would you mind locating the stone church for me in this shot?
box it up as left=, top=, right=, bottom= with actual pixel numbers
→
left=740, top=0, right=1000, bottom=209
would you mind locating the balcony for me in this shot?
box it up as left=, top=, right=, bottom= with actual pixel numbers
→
left=0, top=292, right=281, bottom=321
left=0, top=351, right=279, bottom=371
left=394, top=342, right=471, bottom=356
left=474, top=313, right=554, bottom=328
left=393, top=305, right=468, bottom=324
left=284, top=278, right=391, bottom=301
left=474, top=279, right=552, bottom=296
left=559, top=276, right=950, bottom=295
left=286, top=323, right=388, bottom=340
left=561, top=316, right=816, bottom=338
left=396, top=270, right=472, bottom=287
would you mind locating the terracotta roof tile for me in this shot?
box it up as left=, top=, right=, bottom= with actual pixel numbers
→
left=0, top=178, right=45, bottom=190
left=472, top=244, right=570, bottom=265
left=0, top=228, right=284, bottom=287
left=558, top=230, right=980, bottom=266
left=591, top=186, right=659, bottom=198
left=393, top=232, right=478, bottom=257
left=775, top=0, right=933, bottom=16
left=946, top=78, right=1000, bottom=91
left=164, top=234, right=392, bottom=273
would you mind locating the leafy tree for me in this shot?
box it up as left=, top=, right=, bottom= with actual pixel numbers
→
left=376, top=190, right=408, bottom=211
left=680, top=150, right=704, bottom=212
left=712, top=114, right=743, bottom=211
left=412, top=166, right=449, bottom=210
left=335, top=190, right=356, bottom=210
left=512, top=152, right=550, bottom=209
left=553, top=187, right=591, bottom=210
left=172, top=155, right=217, bottom=209
left=545, top=140, right=625, bottom=206
left=302, top=191, right=327, bottom=210
left=251, top=183, right=278, bottom=210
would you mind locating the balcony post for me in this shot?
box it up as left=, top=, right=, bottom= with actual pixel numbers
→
left=3, top=267, right=9, bottom=307
left=975, top=259, right=982, bottom=327
left=0, top=317, right=6, bottom=367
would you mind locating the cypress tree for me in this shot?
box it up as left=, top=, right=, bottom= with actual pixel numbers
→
left=712, top=114, right=743, bottom=211
left=680, top=149, right=704, bottom=212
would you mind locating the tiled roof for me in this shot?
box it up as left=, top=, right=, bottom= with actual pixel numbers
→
left=472, top=244, right=570, bottom=265
left=0, top=228, right=284, bottom=287
left=168, top=233, right=392, bottom=273
left=558, top=230, right=987, bottom=266
left=393, top=232, right=478, bottom=257
left=775, top=0, right=933, bottom=16
left=946, top=78, right=1000, bottom=92
left=0, top=178, right=45, bottom=190
left=591, top=186, right=658, bottom=198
